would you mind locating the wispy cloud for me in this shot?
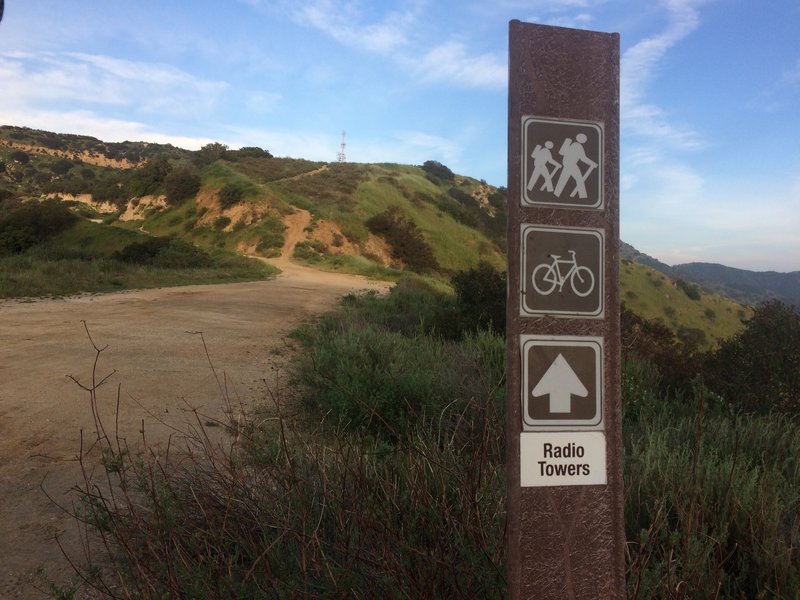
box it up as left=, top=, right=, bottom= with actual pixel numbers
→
left=0, top=51, right=228, bottom=119
left=411, top=41, right=506, bottom=89
left=291, top=0, right=417, bottom=55
left=282, top=0, right=506, bottom=89
left=621, top=0, right=707, bottom=149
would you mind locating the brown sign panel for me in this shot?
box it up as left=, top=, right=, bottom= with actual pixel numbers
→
left=522, top=117, right=603, bottom=209
left=521, top=335, right=603, bottom=430
left=507, top=20, right=623, bottom=600
left=520, top=224, right=604, bottom=317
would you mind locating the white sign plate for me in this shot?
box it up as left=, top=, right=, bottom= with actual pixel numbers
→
left=520, top=431, right=607, bottom=487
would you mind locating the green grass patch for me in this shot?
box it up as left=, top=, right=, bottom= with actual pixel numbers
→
left=0, top=218, right=276, bottom=298
left=621, top=261, right=749, bottom=349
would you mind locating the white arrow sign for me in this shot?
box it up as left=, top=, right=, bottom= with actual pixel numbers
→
left=531, top=353, right=588, bottom=413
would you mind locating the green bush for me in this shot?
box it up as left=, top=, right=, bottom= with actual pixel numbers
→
left=365, top=206, right=439, bottom=273
left=127, top=154, right=171, bottom=197
left=164, top=166, right=201, bottom=205
left=421, top=159, right=454, bottom=181
left=0, top=200, right=77, bottom=255
left=113, top=237, right=212, bottom=268
left=217, top=182, right=244, bottom=209
left=450, top=262, right=506, bottom=334
left=213, top=215, right=231, bottom=230
left=112, top=236, right=171, bottom=264
left=705, top=300, right=800, bottom=413
left=292, top=285, right=505, bottom=441
left=676, top=278, right=701, bottom=300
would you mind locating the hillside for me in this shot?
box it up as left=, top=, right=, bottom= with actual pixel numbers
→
left=1, top=125, right=751, bottom=347
left=672, top=262, right=800, bottom=308
left=621, top=240, right=800, bottom=308
left=0, top=125, right=507, bottom=278
left=621, top=258, right=750, bottom=348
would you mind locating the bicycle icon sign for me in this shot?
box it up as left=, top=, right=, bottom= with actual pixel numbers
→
left=520, top=224, right=604, bottom=318
left=532, top=250, right=595, bottom=298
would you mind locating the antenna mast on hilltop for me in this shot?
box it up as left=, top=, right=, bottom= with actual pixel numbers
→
left=337, top=130, right=347, bottom=163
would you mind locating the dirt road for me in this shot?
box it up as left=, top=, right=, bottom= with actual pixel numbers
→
left=0, top=210, right=389, bottom=597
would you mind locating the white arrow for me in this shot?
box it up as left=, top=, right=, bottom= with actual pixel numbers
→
left=532, top=353, right=588, bottom=413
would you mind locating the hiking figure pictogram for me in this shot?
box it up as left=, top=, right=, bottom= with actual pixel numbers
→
left=553, top=133, right=597, bottom=199
left=527, top=140, right=561, bottom=193
left=522, top=116, right=603, bottom=209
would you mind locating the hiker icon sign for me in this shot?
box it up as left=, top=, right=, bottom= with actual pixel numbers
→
left=521, top=116, right=603, bottom=209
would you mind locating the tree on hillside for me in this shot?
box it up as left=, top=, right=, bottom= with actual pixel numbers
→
left=704, top=300, right=800, bottom=413
left=195, top=142, right=229, bottom=167
left=128, top=154, right=172, bottom=197
left=231, top=146, right=273, bottom=160
left=365, top=206, right=439, bottom=273
left=451, top=262, right=506, bottom=333
left=164, top=166, right=201, bottom=205
left=620, top=305, right=700, bottom=391
left=0, top=200, right=77, bottom=255
left=10, top=150, right=29, bottom=164
left=421, top=160, right=455, bottom=182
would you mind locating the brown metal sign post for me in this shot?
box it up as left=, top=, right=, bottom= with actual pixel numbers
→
left=506, top=21, right=624, bottom=598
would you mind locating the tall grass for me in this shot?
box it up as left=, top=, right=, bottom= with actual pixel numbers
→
left=58, top=283, right=799, bottom=598
left=0, top=233, right=276, bottom=298
left=623, top=362, right=800, bottom=598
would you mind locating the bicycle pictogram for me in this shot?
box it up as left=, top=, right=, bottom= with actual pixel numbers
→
left=531, top=250, right=595, bottom=297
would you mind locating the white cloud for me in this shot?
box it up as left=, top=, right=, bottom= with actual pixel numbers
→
left=0, top=51, right=228, bottom=119
left=621, top=0, right=707, bottom=149
left=292, top=0, right=417, bottom=55
left=284, top=1, right=506, bottom=89
left=412, top=41, right=506, bottom=89
left=0, top=107, right=211, bottom=149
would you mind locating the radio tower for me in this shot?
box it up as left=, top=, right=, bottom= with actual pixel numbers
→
left=337, top=130, right=347, bottom=163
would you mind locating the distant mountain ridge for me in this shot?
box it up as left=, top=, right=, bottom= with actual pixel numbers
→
left=671, top=262, right=800, bottom=308
left=621, top=241, right=800, bottom=308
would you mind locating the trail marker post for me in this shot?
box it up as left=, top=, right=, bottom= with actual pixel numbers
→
left=506, top=21, right=625, bottom=598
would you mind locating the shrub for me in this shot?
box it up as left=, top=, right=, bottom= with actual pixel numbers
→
left=151, top=238, right=213, bottom=268
left=705, top=300, right=800, bottom=413
left=676, top=278, right=701, bottom=300
left=230, top=146, right=272, bottom=160
left=51, top=158, right=74, bottom=176
left=620, top=305, right=700, bottom=392
left=420, top=160, right=454, bottom=181
left=213, top=215, right=231, bottom=230
left=0, top=200, right=77, bottom=255
left=128, top=154, right=171, bottom=197
left=365, top=206, right=439, bottom=273
left=112, top=236, right=171, bottom=264
left=10, top=150, right=29, bottom=164
left=164, top=166, right=200, bottom=205
left=217, top=182, right=244, bottom=209
left=450, top=262, right=506, bottom=334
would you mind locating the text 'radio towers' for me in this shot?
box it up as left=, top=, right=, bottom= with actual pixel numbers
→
left=337, top=131, right=346, bottom=163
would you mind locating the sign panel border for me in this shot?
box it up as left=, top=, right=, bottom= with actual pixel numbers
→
left=520, top=115, right=605, bottom=210
left=521, top=334, right=604, bottom=431
left=520, top=224, right=605, bottom=318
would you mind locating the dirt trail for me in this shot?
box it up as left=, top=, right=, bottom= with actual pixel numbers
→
left=0, top=211, right=389, bottom=597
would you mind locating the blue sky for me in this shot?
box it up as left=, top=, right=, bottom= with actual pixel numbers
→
left=1, top=1, right=798, bottom=272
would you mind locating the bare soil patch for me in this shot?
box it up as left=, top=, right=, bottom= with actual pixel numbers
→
left=0, top=210, right=389, bottom=597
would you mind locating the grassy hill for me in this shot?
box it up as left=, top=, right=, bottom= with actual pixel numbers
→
left=621, top=258, right=750, bottom=348
left=1, top=124, right=751, bottom=347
